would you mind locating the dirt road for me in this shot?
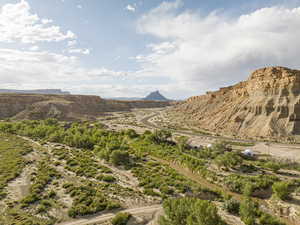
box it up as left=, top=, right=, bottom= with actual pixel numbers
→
left=140, top=110, right=300, bottom=161
left=58, top=205, right=162, bottom=225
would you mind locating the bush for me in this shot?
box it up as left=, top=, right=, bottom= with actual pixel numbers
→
left=259, top=213, right=285, bottom=225
left=112, top=212, right=131, bottom=225
left=110, top=150, right=130, bottom=166
left=239, top=198, right=258, bottom=225
left=265, top=162, right=281, bottom=173
left=272, top=182, right=291, bottom=200
left=223, top=198, right=240, bottom=215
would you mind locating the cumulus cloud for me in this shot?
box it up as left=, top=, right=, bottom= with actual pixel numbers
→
left=126, top=4, right=136, bottom=12
left=0, top=0, right=75, bottom=43
left=0, top=0, right=129, bottom=96
left=137, top=0, right=300, bottom=95
left=0, top=48, right=127, bottom=90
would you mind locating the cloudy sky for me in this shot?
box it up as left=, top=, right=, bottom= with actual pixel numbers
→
left=1, top=0, right=300, bottom=99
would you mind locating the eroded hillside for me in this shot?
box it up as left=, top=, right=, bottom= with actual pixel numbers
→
left=0, top=94, right=170, bottom=121
left=173, top=67, right=300, bottom=140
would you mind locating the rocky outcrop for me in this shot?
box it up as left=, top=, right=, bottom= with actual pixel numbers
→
left=0, top=94, right=170, bottom=121
left=173, top=67, right=300, bottom=139
left=143, top=91, right=169, bottom=101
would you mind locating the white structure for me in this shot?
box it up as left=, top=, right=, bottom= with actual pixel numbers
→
left=207, top=144, right=212, bottom=148
left=243, top=149, right=254, bottom=157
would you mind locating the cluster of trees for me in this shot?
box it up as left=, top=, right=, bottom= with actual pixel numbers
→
left=131, top=161, right=196, bottom=197
left=159, top=197, right=226, bottom=225
left=63, top=183, right=120, bottom=218
left=224, top=174, right=279, bottom=197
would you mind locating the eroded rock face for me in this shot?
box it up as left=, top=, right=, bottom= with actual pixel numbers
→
left=174, top=67, right=300, bottom=139
left=0, top=94, right=170, bottom=121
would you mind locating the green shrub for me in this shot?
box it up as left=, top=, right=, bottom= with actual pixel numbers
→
left=159, top=197, right=226, bottom=225
left=272, top=182, right=291, bottom=200
left=259, top=213, right=285, bottom=225
left=223, top=198, right=240, bottom=215
left=110, top=150, right=130, bottom=166
left=102, top=175, right=116, bottom=183
left=112, top=212, right=131, bottom=225
left=239, top=198, right=258, bottom=225
left=265, top=162, right=281, bottom=173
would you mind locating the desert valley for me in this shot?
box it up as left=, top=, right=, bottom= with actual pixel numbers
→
left=1, top=0, right=300, bottom=224
left=1, top=67, right=300, bottom=225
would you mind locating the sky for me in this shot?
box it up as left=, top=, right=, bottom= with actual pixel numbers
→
left=1, top=0, right=300, bottom=99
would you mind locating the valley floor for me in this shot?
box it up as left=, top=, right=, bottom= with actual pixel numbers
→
left=1, top=109, right=300, bottom=225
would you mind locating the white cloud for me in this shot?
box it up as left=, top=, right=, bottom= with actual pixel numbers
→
left=28, top=45, right=39, bottom=51
left=126, top=4, right=136, bottom=12
left=137, top=1, right=300, bottom=95
left=0, top=48, right=128, bottom=90
left=67, top=40, right=77, bottom=47
left=0, top=0, right=76, bottom=44
left=77, top=5, right=82, bottom=9
left=68, top=48, right=91, bottom=55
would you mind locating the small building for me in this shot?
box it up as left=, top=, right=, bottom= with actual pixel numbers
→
left=207, top=144, right=212, bottom=148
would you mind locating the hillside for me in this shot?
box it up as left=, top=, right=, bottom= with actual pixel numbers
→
left=0, top=94, right=170, bottom=121
left=173, top=67, right=300, bottom=139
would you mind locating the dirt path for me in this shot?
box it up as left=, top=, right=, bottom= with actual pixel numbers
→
left=57, top=205, right=162, bottom=225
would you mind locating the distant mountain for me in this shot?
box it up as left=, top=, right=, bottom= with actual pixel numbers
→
left=0, top=89, right=70, bottom=95
left=143, top=91, right=169, bottom=101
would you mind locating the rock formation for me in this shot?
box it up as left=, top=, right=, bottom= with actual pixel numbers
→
left=173, top=67, right=300, bottom=139
left=0, top=94, right=170, bottom=121
left=143, top=91, right=169, bottom=101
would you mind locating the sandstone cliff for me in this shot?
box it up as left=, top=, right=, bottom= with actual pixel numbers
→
left=0, top=94, right=170, bottom=121
left=173, top=67, right=300, bottom=139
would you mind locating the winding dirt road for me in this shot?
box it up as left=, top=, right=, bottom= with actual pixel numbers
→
left=58, top=205, right=162, bottom=225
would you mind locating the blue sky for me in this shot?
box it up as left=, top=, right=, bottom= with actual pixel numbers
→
left=1, top=0, right=300, bottom=99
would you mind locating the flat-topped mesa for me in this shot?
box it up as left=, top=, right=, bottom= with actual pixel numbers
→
left=246, top=66, right=300, bottom=97
left=174, top=66, right=300, bottom=139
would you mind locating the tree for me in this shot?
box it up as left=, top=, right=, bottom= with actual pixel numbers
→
left=159, top=198, right=226, bottom=225
left=110, top=150, right=130, bottom=166
left=214, top=152, right=243, bottom=170
left=148, top=130, right=172, bottom=144
left=176, top=136, right=189, bottom=152
left=272, top=182, right=291, bottom=200
left=112, top=212, right=131, bottom=225
left=265, top=162, right=281, bottom=173
left=239, top=198, right=258, bottom=225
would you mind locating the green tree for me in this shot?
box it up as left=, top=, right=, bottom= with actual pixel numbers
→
left=159, top=198, right=226, bottom=225
left=176, top=136, right=189, bottom=152
left=214, top=152, right=243, bottom=170
left=272, top=182, right=291, bottom=200
left=110, top=150, right=130, bottom=166
left=239, top=198, right=258, bottom=225
left=112, top=212, right=131, bottom=225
